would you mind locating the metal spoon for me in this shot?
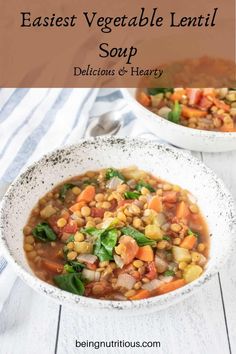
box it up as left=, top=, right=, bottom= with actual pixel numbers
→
left=85, top=110, right=123, bottom=137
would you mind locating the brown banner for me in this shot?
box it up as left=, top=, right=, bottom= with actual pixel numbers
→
left=0, top=0, right=235, bottom=87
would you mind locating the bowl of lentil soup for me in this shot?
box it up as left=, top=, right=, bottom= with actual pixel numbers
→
left=0, top=138, right=235, bottom=314
left=122, top=88, right=236, bottom=152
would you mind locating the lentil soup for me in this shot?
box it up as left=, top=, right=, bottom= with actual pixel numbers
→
left=137, top=88, right=236, bottom=132
left=23, top=167, right=209, bottom=301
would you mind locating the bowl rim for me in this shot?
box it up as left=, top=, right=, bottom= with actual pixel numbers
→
left=121, top=88, right=236, bottom=139
left=1, top=136, right=236, bottom=311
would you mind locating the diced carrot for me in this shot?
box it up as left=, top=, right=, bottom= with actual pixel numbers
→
left=42, top=259, right=64, bottom=273
left=212, top=97, right=230, bottom=112
left=176, top=201, right=189, bottom=219
left=136, top=245, right=154, bottom=262
left=148, top=196, right=163, bottom=212
left=180, top=235, right=197, bottom=249
left=129, top=289, right=150, bottom=300
left=77, top=185, right=96, bottom=203
left=155, top=279, right=186, bottom=295
left=170, top=89, right=186, bottom=102
left=182, top=105, right=207, bottom=119
left=69, top=201, right=86, bottom=212
left=138, top=92, right=151, bottom=107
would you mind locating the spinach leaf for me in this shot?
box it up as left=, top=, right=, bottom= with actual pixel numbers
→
left=121, top=226, right=155, bottom=246
left=83, top=226, right=118, bottom=262
left=85, top=227, right=117, bottom=261
left=124, top=191, right=140, bottom=200
left=66, top=235, right=75, bottom=243
left=164, top=270, right=175, bottom=276
left=101, top=229, right=118, bottom=255
left=168, top=101, right=181, bottom=124
left=82, top=227, right=104, bottom=238
left=163, top=235, right=171, bottom=241
left=94, top=229, right=118, bottom=262
left=59, top=183, right=75, bottom=200
left=94, top=239, right=112, bottom=262
left=105, top=168, right=126, bottom=181
left=147, top=88, right=173, bottom=96
left=135, top=181, right=155, bottom=193
left=64, top=261, right=85, bottom=273
left=32, top=222, right=57, bottom=242
left=64, top=264, right=75, bottom=273
left=54, top=273, right=84, bottom=295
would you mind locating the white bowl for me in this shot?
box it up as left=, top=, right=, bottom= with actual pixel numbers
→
left=122, top=88, right=236, bottom=152
left=0, top=137, right=236, bottom=314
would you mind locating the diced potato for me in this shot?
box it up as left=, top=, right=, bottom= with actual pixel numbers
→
left=74, top=241, right=93, bottom=254
left=145, top=224, right=163, bottom=240
left=183, top=264, right=203, bottom=283
left=158, top=106, right=171, bottom=119
left=151, top=93, right=164, bottom=108
left=172, top=246, right=191, bottom=263
left=155, top=255, right=168, bottom=273
left=40, top=204, right=57, bottom=219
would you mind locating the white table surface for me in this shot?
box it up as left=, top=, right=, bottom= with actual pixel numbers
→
left=0, top=149, right=236, bottom=354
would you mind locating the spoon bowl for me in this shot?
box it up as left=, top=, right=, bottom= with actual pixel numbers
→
left=86, top=111, right=122, bottom=137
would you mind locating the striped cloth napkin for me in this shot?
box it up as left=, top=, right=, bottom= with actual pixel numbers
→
left=0, top=87, right=158, bottom=312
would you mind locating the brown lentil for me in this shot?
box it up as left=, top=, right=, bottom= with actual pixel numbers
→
left=24, top=244, right=34, bottom=252
left=25, top=235, right=34, bottom=244
left=197, top=243, right=206, bottom=252
left=133, top=260, right=144, bottom=268
left=74, top=232, right=84, bottom=242
left=189, top=204, right=199, bottom=214
left=170, top=223, right=182, bottom=233
left=67, top=251, right=77, bottom=261
left=134, top=281, right=142, bottom=290
left=81, top=206, right=91, bottom=217
left=102, top=201, right=111, bottom=209
left=95, top=193, right=104, bottom=202
left=125, top=290, right=136, bottom=297
left=157, top=240, right=168, bottom=250
left=142, top=277, right=150, bottom=283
